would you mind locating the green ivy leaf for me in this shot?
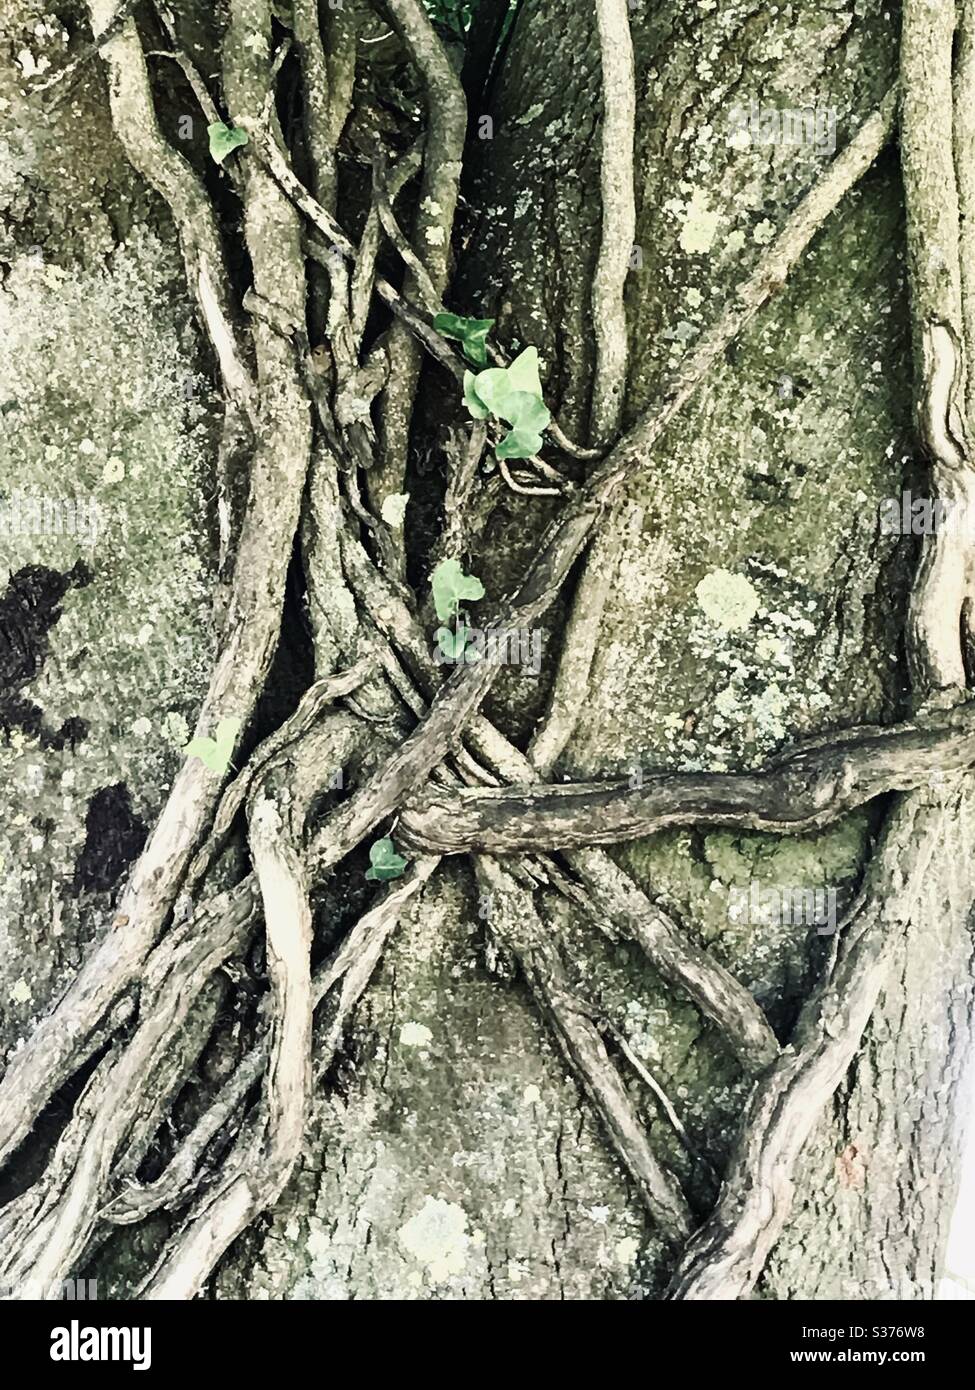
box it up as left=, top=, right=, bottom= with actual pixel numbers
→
left=463, top=370, right=491, bottom=420
left=496, top=426, right=542, bottom=460
left=463, top=348, right=551, bottom=457
left=208, top=121, right=249, bottom=165
left=467, top=366, right=514, bottom=419
left=365, top=836, right=408, bottom=882
left=435, top=623, right=480, bottom=660
left=184, top=717, right=241, bottom=773
left=431, top=558, right=485, bottom=623
left=505, top=346, right=543, bottom=397
left=494, top=391, right=551, bottom=459
left=434, top=312, right=495, bottom=367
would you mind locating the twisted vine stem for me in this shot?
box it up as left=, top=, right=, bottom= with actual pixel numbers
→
left=0, top=0, right=968, bottom=1304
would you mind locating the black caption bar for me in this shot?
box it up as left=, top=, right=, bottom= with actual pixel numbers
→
left=0, top=1297, right=967, bottom=1375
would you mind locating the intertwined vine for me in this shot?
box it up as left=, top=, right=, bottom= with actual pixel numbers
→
left=0, top=0, right=972, bottom=1301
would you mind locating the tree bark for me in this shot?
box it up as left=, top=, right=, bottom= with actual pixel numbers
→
left=0, top=0, right=972, bottom=1302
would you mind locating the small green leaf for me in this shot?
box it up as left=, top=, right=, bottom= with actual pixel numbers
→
left=463, top=370, right=490, bottom=420
left=432, top=558, right=485, bottom=623
left=468, top=366, right=514, bottom=419
left=365, top=836, right=408, bottom=882
left=505, top=346, right=543, bottom=397
left=466, top=348, right=547, bottom=417
left=463, top=345, right=551, bottom=459
left=381, top=492, right=409, bottom=528
left=494, top=391, right=551, bottom=458
left=434, top=312, right=495, bottom=367
left=496, top=425, right=543, bottom=460
left=208, top=121, right=249, bottom=165
left=506, top=390, right=550, bottom=431
left=184, top=716, right=241, bottom=773
left=436, top=625, right=478, bottom=661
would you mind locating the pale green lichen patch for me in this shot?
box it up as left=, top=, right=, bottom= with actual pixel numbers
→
left=399, top=1020, right=433, bottom=1047
left=695, top=568, right=760, bottom=631
left=380, top=492, right=409, bottom=528
left=514, top=102, right=546, bottom=126
left=397, top=1196, right=471, bottom=1283
left=161, top=711, right=191, bottom=748
left=615, top=1235, right=640, bottom=1266
left=678, top=189, right=721, bottom=254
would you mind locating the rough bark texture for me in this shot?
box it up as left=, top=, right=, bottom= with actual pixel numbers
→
left=1, top=0, right=973, bottom=1301
left=0, top=3, right=215, bottom=1096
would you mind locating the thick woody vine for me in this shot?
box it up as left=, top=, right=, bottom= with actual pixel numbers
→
left=0, top=0, right=972, bottom=1300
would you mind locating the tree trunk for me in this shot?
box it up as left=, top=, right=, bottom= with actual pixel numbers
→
left=1, top=0, right=973, bottom=1302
